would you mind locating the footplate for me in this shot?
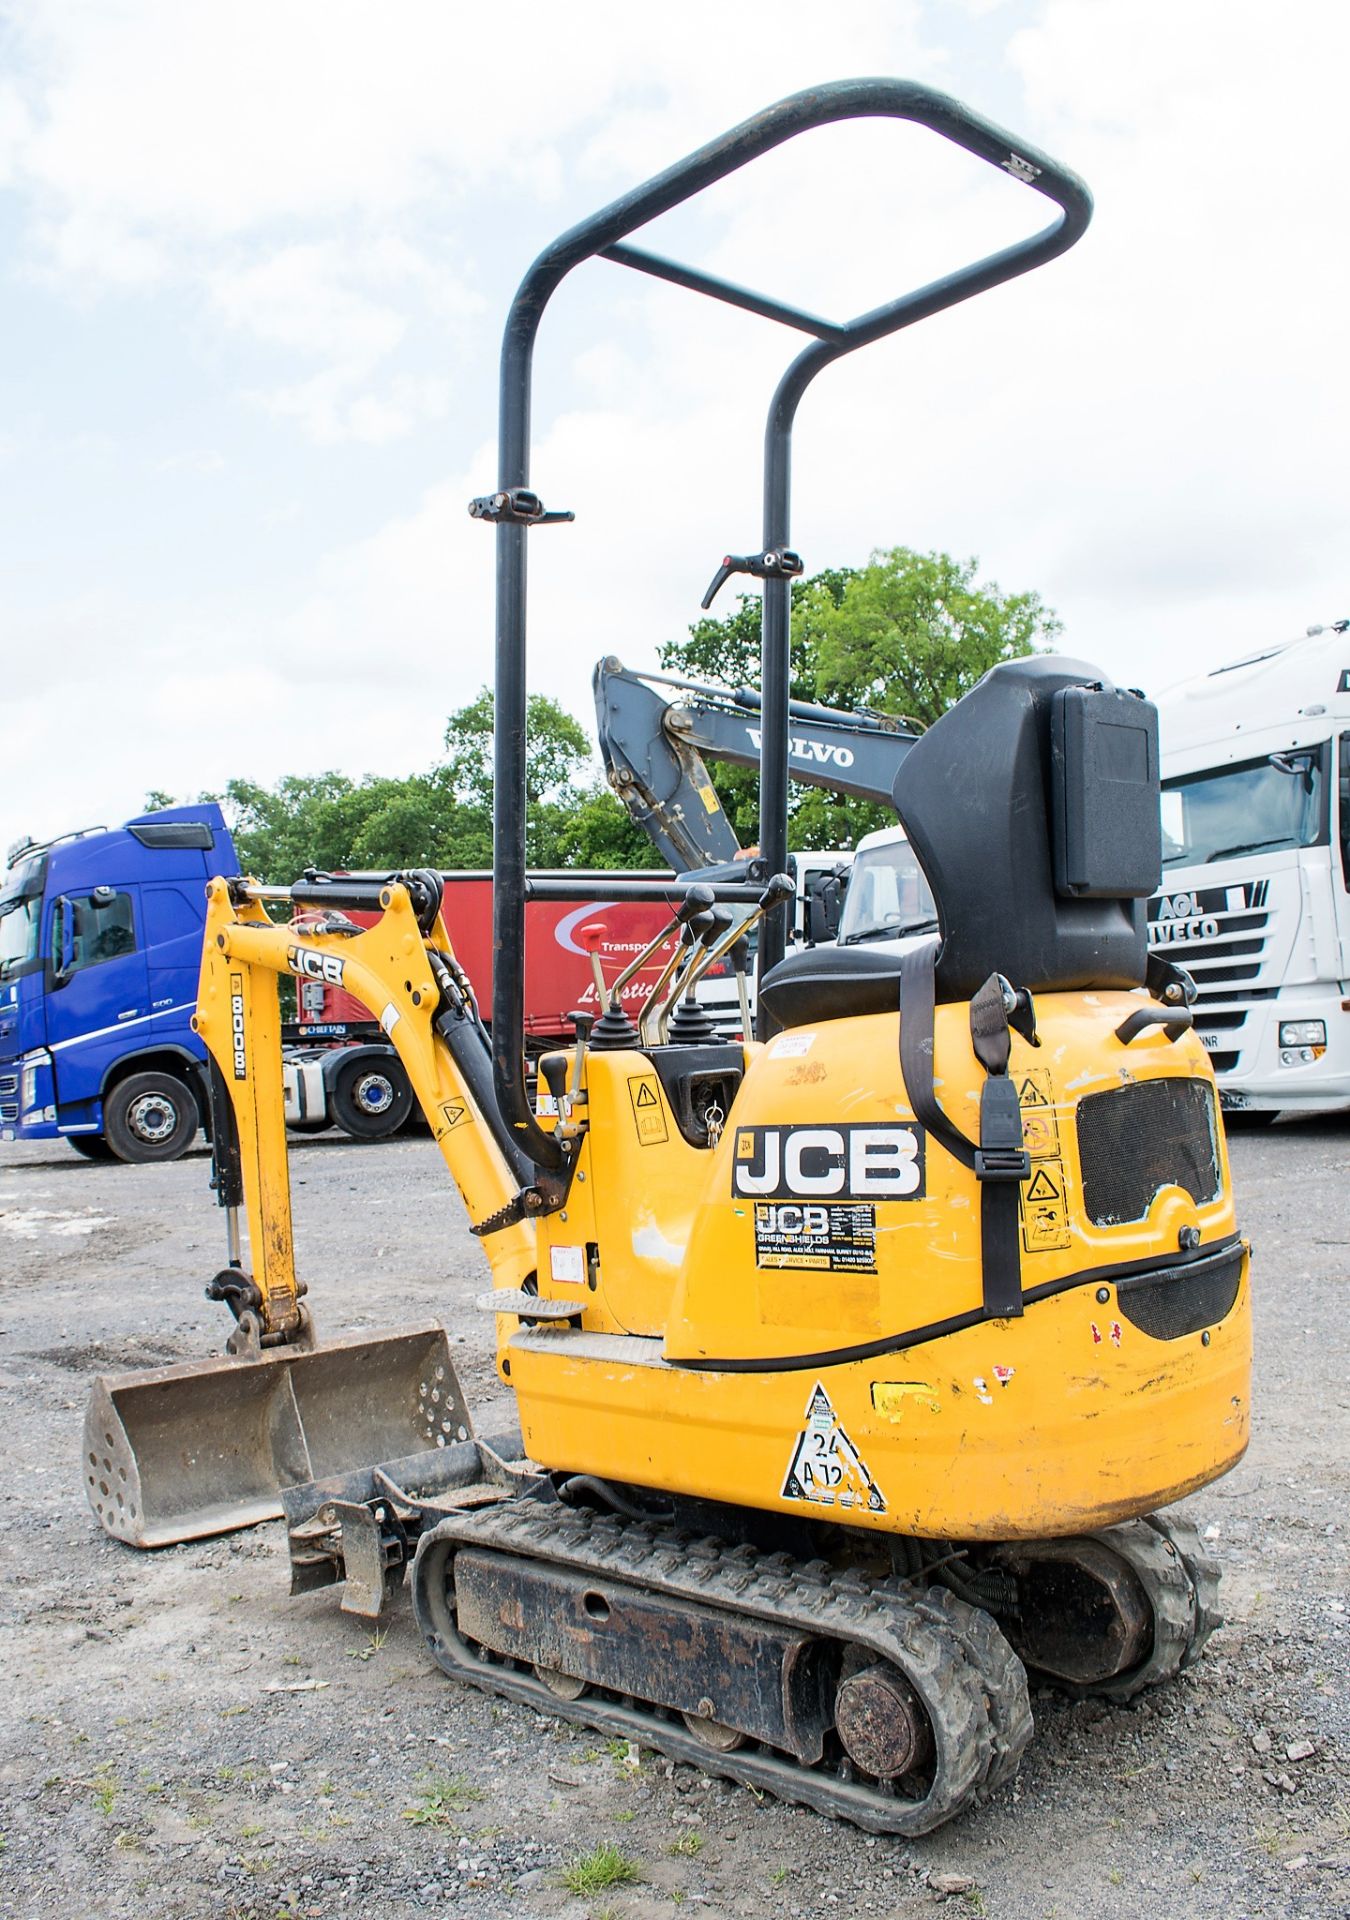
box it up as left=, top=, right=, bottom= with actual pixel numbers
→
left=411, top=1499, right=1032, bottom=1836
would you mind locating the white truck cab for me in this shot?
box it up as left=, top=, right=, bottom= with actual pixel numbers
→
left=1154, top=621, right=1350, bottom=1116
left=834, top=824, right=937, bottom=950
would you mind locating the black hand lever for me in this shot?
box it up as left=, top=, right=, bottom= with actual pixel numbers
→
left=674, top=883, right=717, bottom=923
left=758, top=872, right=796, bottom=913
left=701, top=547, right=804, bottom=609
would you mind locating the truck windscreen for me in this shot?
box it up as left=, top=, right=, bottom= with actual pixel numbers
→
left=0, top=894, right=40, bottom=979
left=1161, top=745, right=1329, bottom=868
left=837, top=839, right=938, bottom=945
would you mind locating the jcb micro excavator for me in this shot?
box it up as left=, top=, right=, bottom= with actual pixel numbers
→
left=85, top=81, right=1250, bottom=1835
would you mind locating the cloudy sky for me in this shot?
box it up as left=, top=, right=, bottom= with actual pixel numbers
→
left=1, top=0, right=1346, bottom=865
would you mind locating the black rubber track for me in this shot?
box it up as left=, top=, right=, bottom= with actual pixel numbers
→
left=1145, top=1510, right=1223, bottom=1669
left=410, top=1500, right=1032, bottom=1836
left=1061, top=1515, right=1202, bottom=1703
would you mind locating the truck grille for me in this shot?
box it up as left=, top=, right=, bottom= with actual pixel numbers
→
left=1148, top=884, right=1269, bottom=978
left=0, top=1073, right=17, bottom=1097
left=0, top=1102, right=18, bottom=1124
left=1149, top=881, right=1273, bottom=1073
left=1076, top=1078, right=1221, bottom=1227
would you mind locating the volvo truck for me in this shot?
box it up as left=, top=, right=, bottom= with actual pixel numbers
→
left=0, top=805, right=236, bottom=1160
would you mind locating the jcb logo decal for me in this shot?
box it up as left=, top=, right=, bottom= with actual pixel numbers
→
left=732, top=1124, right=924, bottom=1202
left=286, top=945, right=346, bottom=987
left=229, top=974, right=247, bottom=1081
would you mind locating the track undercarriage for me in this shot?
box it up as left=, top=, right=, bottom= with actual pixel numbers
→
left=287, top=1449, right=1220, bottom=1836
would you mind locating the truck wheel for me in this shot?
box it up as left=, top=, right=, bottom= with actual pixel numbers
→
left=103, top=1072, right=201, bottom=1164
left=329, top=1056, right=412, bottom=1141
left=67, top=1134, right=116, bottom=1162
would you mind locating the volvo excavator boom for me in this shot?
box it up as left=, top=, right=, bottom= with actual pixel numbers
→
left=593, top=656, right=919, bottom=871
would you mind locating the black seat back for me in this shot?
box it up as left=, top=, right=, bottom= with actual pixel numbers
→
left=891, top=655, right=1160, bottom=1003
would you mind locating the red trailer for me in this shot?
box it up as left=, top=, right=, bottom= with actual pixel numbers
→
left=285, top=873, right=685, bottom=1138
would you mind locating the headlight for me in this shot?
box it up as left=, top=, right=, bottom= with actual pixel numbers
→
left=1278, top=1020, right=1327, bottom=1048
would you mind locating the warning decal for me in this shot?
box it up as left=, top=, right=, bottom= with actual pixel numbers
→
left=438, top=1100, right=471, bottom=1135
left=782, top=1383, right=886, bottom=1514
left=1020, top=1157, right=1071, bottom=1252
left=1015, top=1067, right=1060, bottom=1159
left=754, top=1201, right=876, bottom=1272
left=627, top=1074, right=669, bottom=1145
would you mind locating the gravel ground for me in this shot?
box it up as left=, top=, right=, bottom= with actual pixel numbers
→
left=0, top=1120, right=1346, bottom=1920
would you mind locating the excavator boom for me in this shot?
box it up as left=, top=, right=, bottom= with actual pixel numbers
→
left=593, top=656, right=919, bottom=871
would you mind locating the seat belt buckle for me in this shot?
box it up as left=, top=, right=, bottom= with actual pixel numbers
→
left=974, top=1144, right=1032, bottom=1182
left=974, top=1074, right=1030, bottom=1182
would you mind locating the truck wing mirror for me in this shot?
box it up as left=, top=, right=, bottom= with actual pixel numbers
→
left=804, top=872, right=845, bottom=947
left=50, top=894, right=73, bottom=986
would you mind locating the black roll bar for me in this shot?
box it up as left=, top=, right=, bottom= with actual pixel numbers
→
left=487, top=77, right=1092, bottom=1170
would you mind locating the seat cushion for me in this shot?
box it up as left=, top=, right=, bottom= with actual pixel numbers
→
left=759, top=943, right=908, bottom=1029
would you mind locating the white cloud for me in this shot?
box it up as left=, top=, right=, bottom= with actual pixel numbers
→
left=205, top=236, right=475, bottom=439
left=1, top=1, right=1348, bottom=869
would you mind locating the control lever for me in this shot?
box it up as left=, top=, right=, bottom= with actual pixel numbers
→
left=730, top=935, right=753, bottom=1039
left=658, top=904, right=732, bottom=1045
left=540, top=1052, right=571, bottom=1125
left=639, top=887, right=717, bottom=1049
left=701, top=547, right=803, bottom=610
left=577, top=921, right=611, bottom=1012
left=645, top=902, right=714, bottom=1044
left=674, top=874, right=795, bottom=1040
left=668, top=902, right=732, bottom=1011
left=757, top=872, right=796, bottom=915
left=567, top=1011, right=595, bottom=1105
left=696, top=872, right=793, bottom=1044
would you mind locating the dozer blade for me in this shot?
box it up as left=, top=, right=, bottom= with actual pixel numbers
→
left=82, top=1322, right=467, bottom=1549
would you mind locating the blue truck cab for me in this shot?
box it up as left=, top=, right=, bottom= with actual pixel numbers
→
left=0, top=804, right=237, bottom=1162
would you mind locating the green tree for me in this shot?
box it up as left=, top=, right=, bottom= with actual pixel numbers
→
left=662, top=567, right=856, bottom=695
left=657, top=571, right=855, bottom=850
left=217, top=687, right=657, bottom=881
left=656, top=548, right=1058, bottom=850
left=551, top=788, right=662, bottom=870
left=438, top=687, right=658, bottom=868
left=806, top=546, right=1059, bottom=726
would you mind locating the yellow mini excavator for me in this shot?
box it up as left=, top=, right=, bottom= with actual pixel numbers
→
left=85, top=81, right=1250, bottom=1835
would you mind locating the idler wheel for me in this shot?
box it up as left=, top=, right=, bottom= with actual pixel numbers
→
left=994, top=1538, right=1152, bottom=1687
left=834, top=1662, right=932, bottom=1779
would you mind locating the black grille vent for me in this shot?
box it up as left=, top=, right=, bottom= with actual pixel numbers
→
left=1076, top=1078, right=1221, bottom=1227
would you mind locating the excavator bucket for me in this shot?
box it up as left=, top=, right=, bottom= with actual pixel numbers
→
left=82, top=1323, right=467, bottom=1549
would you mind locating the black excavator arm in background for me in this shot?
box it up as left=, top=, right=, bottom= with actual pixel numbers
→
left=592, top=655, right=920, bottom=872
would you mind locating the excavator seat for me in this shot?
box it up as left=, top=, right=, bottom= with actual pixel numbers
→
left=762, top=655, right=1163, bottom=1029
left=758, top=944, right=908, bottom=1029
left=891, top=654, right=1159, bottom=1002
